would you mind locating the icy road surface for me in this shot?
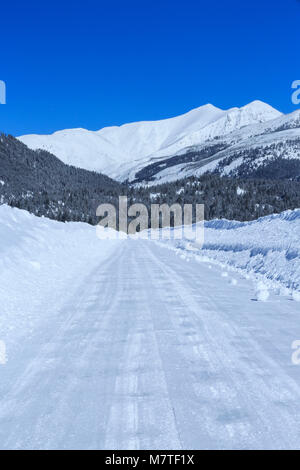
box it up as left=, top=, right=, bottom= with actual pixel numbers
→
left=0, top=240, right=300, bottom=450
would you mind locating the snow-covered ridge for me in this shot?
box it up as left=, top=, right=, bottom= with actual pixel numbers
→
left=205, top=207, right=300, bottom=229
left=18, top=101, right=281, bottom=180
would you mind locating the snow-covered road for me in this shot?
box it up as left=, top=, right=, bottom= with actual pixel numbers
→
left=1, top=239, right=300, bottom=450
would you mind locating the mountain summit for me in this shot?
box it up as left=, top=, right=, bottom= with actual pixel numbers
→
left=18, top=101, right=282, bottom=181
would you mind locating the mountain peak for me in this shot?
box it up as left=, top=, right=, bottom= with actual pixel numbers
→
left=240, top=100, right=282, bottom=120
left=18, top=100, right=287, bottom=180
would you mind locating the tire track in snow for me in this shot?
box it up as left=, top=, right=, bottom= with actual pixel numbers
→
left=146, top=242, right=300, bottom=449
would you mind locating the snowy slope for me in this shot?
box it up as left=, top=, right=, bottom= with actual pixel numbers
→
left=18, top=101, right=281, bottom=180
left=0, top=205, right=121, bottom=349
left=159, top=209, right=300, bottom=295
left=140, top=101, right=282, bottom=161
left=148, top=128, right=300, bottom=184
left=133, top=110, right=300, bottom=184
left=1, top=205, right=300, bottom=449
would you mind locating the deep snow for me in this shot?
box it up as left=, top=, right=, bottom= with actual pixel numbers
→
left=0, top=205, right=121, bottom=352
left=158, top=209, right=300, bottom=297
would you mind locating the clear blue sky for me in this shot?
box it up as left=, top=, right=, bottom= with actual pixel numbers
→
left=0, top=0, right=299, bottom=136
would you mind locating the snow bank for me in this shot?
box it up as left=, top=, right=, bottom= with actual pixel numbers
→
left=159, top=209, right=300, bottom=296
left=0, top=205, right=120, bottom=350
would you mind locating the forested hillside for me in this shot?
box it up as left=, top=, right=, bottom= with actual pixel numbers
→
left=1, top=133, right=300, bottom=225
left=0, top=134, right=125, bottom=223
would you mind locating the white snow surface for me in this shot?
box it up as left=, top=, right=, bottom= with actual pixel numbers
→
left=18, top=101, right=281, bottom=180
left=0, top=206, right=120, bottom=346
left=1, top=205, right=300, bottom=450
left=159, top=209, right=300, bottom=294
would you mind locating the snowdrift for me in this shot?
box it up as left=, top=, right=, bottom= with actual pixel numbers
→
left=160, top=209, right=300, bottom=294
left=0, top=205, right=120, bottom=348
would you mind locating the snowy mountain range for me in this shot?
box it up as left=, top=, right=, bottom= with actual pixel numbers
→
left=18, top=101, right=300, bottom=184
